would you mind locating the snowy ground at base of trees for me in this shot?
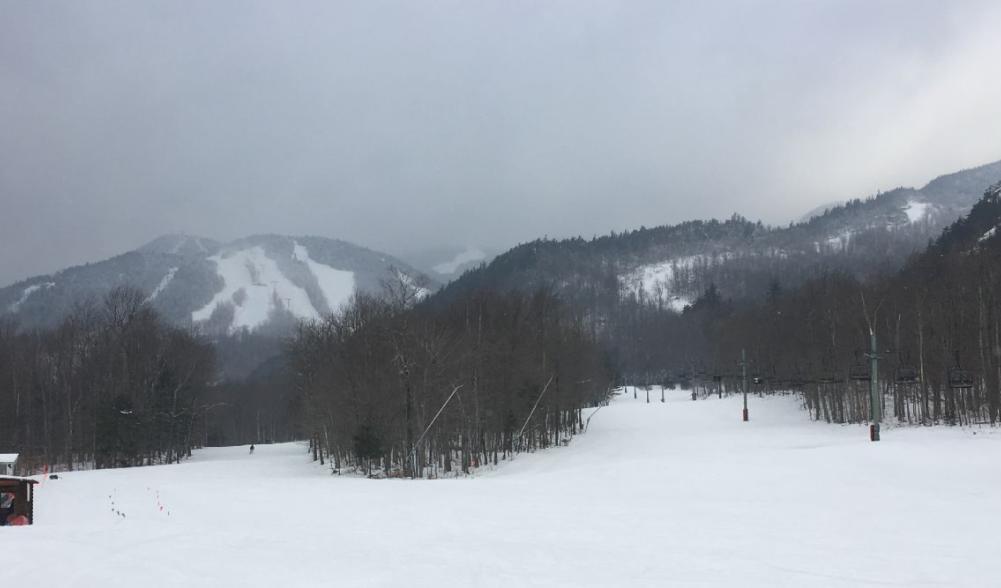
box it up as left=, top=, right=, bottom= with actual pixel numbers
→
left=6, top=388, right=1001, bottom=587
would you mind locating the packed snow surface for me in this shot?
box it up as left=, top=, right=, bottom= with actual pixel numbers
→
left=7, top=281, right=54, bottom=312
left=8, top=389, right=1001, bottom=587
left=620, top=255, right=722, bottom=311
left=292, top=242, right=355, bottom=313
left=904, top=200, right=931, bottom=223
left=192, top=244, right=358, bottom=330
left=396, top=268, right=431, bottom=300
left=192, top=246, right=320, bottom=331
left=432, top=247, right=487, bottom=275
left=146, top=267, right=178, bottom=302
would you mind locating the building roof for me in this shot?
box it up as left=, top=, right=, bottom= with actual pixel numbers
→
left=0, top=454, right=18, bottom=462
left=0, top=476, right=38, bottom=485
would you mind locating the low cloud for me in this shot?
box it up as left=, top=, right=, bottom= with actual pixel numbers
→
left=1, top=0, right=1000, bottom=284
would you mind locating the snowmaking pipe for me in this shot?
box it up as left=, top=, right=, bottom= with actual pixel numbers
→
left=410, top=384, right=464, bottom=465
left=512, top=375, right=555, bottom=451
left=583, top=406, right=603, bottom=433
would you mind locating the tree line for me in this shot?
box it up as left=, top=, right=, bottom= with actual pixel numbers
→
left=289, top=285, right=612, bottom=478
left=5, top=186, right=999, bottom=475
left=0, top=287, right=215, bottom=471
left=615, top=184, right=1001, bottom=427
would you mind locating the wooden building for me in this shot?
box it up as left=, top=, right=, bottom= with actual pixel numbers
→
left=0, top=476, right=39, bottom=526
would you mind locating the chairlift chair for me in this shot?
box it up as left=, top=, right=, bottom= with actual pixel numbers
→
left=895, top=366, right=918, bottom=384
left=818, top=372, right=844, bottom=384
left=948, top=368, right=975, bottom=390
left=849, top=363, right=871, bottom=382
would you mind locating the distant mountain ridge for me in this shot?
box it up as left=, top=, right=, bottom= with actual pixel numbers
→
left=0, top=234, right=433, bottom=333
left=4, top=159, right=998, bottom=333
left=793, top=159, right=1001, bottom=245
left=438, top=159, right=1001, bottom=311
left=401, top=245, right=496, bottom=281
left=794, top=160, right=1001, bottom=224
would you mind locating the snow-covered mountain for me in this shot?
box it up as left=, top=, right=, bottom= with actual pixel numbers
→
left=4, top=160, right=998, bottom=331
left=620, top=161, right=1001, bottom=307
left=0, top=234, right=434, bottom=333
left=440, top=159, right=1001, bottom=312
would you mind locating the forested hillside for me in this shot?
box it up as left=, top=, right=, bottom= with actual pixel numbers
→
left=440, top=159, right=1001, bottom=316
left=0, top=287, right=216, bottom=472
left=289, top=286, right=612, bottom=477
left=631, top=183, right=1001, bottom=427
left=4, top=165, right=1001, bottom=476
left=280, top=181, right=1001, bottom=476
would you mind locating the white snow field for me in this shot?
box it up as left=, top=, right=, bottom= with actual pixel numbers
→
left=145, top=267, right=178, bottom=302
left=292, top=242, right=355, bottom=313
left=620, top=256, right=717, bottom=311
left=7, top=388, right=1001, bottom=587
left=191, top=246, right=321, bottom=330
left=903, top=200, right=932, bottom=223
left=191, top=244, right=358, bottom=332
left=7, top=281, right=55, bottom=313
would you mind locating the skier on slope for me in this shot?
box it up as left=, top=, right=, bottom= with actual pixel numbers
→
left=249, top=444, right=255, bottom=455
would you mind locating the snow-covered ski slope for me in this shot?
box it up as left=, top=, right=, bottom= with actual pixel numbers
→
left=6, top=388, right=1001, bottom=587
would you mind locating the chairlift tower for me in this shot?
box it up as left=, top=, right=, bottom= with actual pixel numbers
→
left=866, top=330, right=881, bottom=442
left=740, top=348, right=749, bottom=422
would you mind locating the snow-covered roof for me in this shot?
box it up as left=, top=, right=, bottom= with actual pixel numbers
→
left=0, top=475, right=38, bottom=484
left=0, top=453, right=18, bottom=463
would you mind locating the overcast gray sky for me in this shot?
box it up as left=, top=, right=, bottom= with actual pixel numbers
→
left=2, top=0, right=1001, bottom=285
